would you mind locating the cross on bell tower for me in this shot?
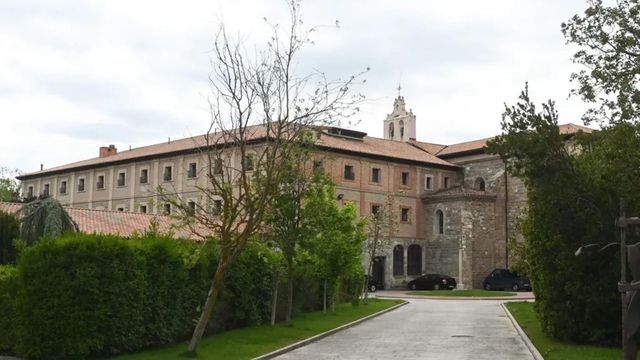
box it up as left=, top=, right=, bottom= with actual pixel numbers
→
left=383, top=87, right=416, bottom=142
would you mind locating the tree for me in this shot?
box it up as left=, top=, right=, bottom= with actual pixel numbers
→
left=302, top=177, right=366, bottom=313
left=562, top=0, right=640, bottom=124
left=160, top=2, right=365, bottom=354
left=0, top=167, right=21, bottom=202
left=362, top=194, right=397, bottom=302
left=0, top=211, right=20, bottom=264
left=17, top=197, right=79, bottom=245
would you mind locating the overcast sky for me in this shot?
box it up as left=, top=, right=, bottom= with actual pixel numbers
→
left=0, top=0, right=593, bottom=174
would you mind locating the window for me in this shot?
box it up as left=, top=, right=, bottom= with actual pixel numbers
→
left=117, top=207, right=124, bottom=212
left=313, top=160, right=323, bottom=173
left=188, top=200, right=196, bottom=215
left=188, top=162, right=197, bottom=178
left=139, top=205, right=147, bottom=214
left=401, top=207, right=410, bottom=223
left=371, top=168, right=381, bottom=183
left=399, top=120, right=404, bottom=139
left=117, top=172, right=126, bottom=187
left=163, top=166, right=173, bottom=181
left=407, top=244, right=422, bottom=276
left=43, top=184, right=50, bottom=196
left=388, top=122, right=394, bottom=138
left=435, top=210, right=444, bottom=235
left=343, top=165, right=355, bottom=180
left=213, top=159, right=223, bottom=175
left=393, top=245, right=404, bottom=276
left=476, top=177, right=486, bottom=191
left=425, top=176, right=433, bottom=190
left=59, top=181, right=67, bottom=195
left=140, top=169, right=148, bottom=184
left=27, top=186, right=33, bottom=198
left=213, top=200, right=223, bottom=214
left=78, top=178, right=86, bottom=192
left=444, top=176, right=449, bottom=189
left=96, top=175, right=104, bottom=189
left=401, top=172, right=409, bottom=186
left=371, top=204, right=381, bottom=215
left=163, top=203, right=171, bottom=215
left=242, top=155, right=254, bottom=171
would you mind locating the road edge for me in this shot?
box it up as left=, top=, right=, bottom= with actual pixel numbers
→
left=501, top=302, right=545, bottom=360
left=252, top=300, right=408, bottom=360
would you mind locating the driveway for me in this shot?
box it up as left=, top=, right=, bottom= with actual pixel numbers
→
left=273, top=299, right=534, bottom=360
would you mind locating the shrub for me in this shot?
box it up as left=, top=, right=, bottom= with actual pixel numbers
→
left=0, top=265, right=18, bottom=354
left=0, top=211, right=19, bottom=264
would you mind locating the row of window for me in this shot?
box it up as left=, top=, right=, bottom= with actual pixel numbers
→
left=392, top=244, right=422, bottom=276
left=343, top=164, right=450, bottom=190
left=113, top=199, right=223, bottom=216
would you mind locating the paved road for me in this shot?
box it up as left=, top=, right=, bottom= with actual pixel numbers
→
left=273, top=299, right=534, bottom=360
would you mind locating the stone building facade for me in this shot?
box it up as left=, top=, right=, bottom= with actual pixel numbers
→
left=17, top=96, right=591, bottom=289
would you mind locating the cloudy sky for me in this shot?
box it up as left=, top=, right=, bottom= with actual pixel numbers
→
left=0, top=0, right=593, bottom=174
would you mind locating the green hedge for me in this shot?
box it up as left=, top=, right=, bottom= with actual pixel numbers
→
left=3, top=233, right=279, bottom=359
left=0, top=265, right=19, bottom=353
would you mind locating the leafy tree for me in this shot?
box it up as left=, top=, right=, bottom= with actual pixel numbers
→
left=302, top=177, right=366, bottom=313
left=17, top=197, right=79, bottom=245
left=0, top=211, right=20, bottom=264
left=159, top=1, right=365, bottom=354
left=362, top=194, right=396, bottom=302
left=0, top=167, right=21, bottom=202
left=562, top=0, right=640, bottom=124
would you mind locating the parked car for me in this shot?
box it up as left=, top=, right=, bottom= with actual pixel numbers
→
left=482, top=268, right=531, bottom=291
left=407, top=274, right=456, bottom=290
left=365, top=275, right=384, bottom=292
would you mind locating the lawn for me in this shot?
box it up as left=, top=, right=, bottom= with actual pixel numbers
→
left=113, top=298, right=404, bottom=360
left=505, top=302, right=621, bottom=360
left=406, top=290, right=517, bottom=297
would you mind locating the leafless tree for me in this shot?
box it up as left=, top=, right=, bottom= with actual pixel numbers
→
left=363, top=194, right=397, bottom=302
left=160, top=1, right=366, bottom=354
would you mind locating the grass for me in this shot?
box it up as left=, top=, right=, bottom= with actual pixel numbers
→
left=505, top=302, right=621, bottom=360
left=113, top=298, right=403, bottom=360
left=406, top=290, right=517, bottom=297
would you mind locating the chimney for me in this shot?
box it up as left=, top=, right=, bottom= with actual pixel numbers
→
left=99, top=144, right=118, bottom=158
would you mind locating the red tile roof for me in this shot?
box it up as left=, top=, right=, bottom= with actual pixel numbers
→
left=0, top=202, right=205, bottom=240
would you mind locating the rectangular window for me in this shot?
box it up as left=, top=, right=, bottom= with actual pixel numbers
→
left=371, top=204, right=380, bottom=215
left=213, top=159, right=223, bottom=175
left=96, top=175, right=104, bottom=189
left=371, top=168, right=381, bottom=183
left=117, top=207, right=124, bottom=212
left=27, top=186, right=33, bottom=198
left=401, top=172, right=409, bottom=186
left=343, top=165, right=355, bottom=180
left=140, top=169, right=148, bottom=184
left=444, top=176, right=449, bottom=189
left=213, top=200, right=223, bottom=214
left=78, top=178, right=86, bottom=192
left=426, top=176, right=433, bottom=190
left=163, top=166, right=173, bottom=181
left=43, top=183, right=50, bottom=196
left=313, top=160, right=323, bottom=172
left=188, top=200, right=196, bottom=215
left=163, top=203, right=171, bottom=215
left=117, top=172, right=126, bottom=187
left=59, top=181, right=67, bottom=194
left=242, top=155, right=254, bottom=171
left=139, top=205, right=147, bottom=214
left=401, top=207, right=410, bottom=223
left=188, top=162, right=197, bottom=178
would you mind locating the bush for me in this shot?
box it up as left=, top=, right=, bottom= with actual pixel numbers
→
left=0, top=211, right=19, bottom=264
left=0, top=265, right=18, bottom=354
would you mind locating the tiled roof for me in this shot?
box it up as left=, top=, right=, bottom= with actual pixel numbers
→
left=0, top=202, right=205, bottom=240
left=436, top=123, right=594, bottom=157
left=408, top=140, right=447, bottom=155
left=316, top=133, right=458, bottom=167
left=422, top=186, right=497, bottom=202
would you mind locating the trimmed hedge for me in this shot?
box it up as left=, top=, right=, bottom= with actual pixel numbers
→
left=3, top=233, right=279, bottom=359
left=0, top=265, right=18, bottom=353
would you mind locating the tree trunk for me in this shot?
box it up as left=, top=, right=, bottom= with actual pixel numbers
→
left=286, top=260, right=294, bottom=323
left=271, top=272, right=279, bottom=326
left=323, top=279, right=327, bottom=313
left=187, top=260, right=228, bottom=355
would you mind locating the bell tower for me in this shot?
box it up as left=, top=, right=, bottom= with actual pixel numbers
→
left=383, top=86, right=416, bottom=142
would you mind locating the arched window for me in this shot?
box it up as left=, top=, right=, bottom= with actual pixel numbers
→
left=407, top=244, right=422, bottom=275
left=393, top=245, right=404, bottom=276
left=399, top=120, right=404, bottom=139
left=475, top=177, right=486, bottom=191
left=388, top=122, right=395, bottom=138
left=435, top=210, right=444, bottom=235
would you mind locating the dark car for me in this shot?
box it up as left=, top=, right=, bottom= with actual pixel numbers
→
left=407, top=273, right=456, bottom=290
left=365, top=275, right=384, bottom=292
left=483, top=269, right=531, bottom=291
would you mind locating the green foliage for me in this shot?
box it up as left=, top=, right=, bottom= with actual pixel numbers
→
left=488, top=86, right=640, bottom=345
left=0, top=167, right=20, bottom=202
left=0, top=211, right=19, bottom=264
left=562, top=0, right=640, bottom=124
left=18, top=197, right=79, bottom=245
left=0, top=265, right=19, bottom=353
left=5, top=233, right=280, bottom=359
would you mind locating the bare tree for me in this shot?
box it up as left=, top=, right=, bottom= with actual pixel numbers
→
left=362, top=194, right=397, bottom=302
left=160, top=1, right=365, bottom=354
